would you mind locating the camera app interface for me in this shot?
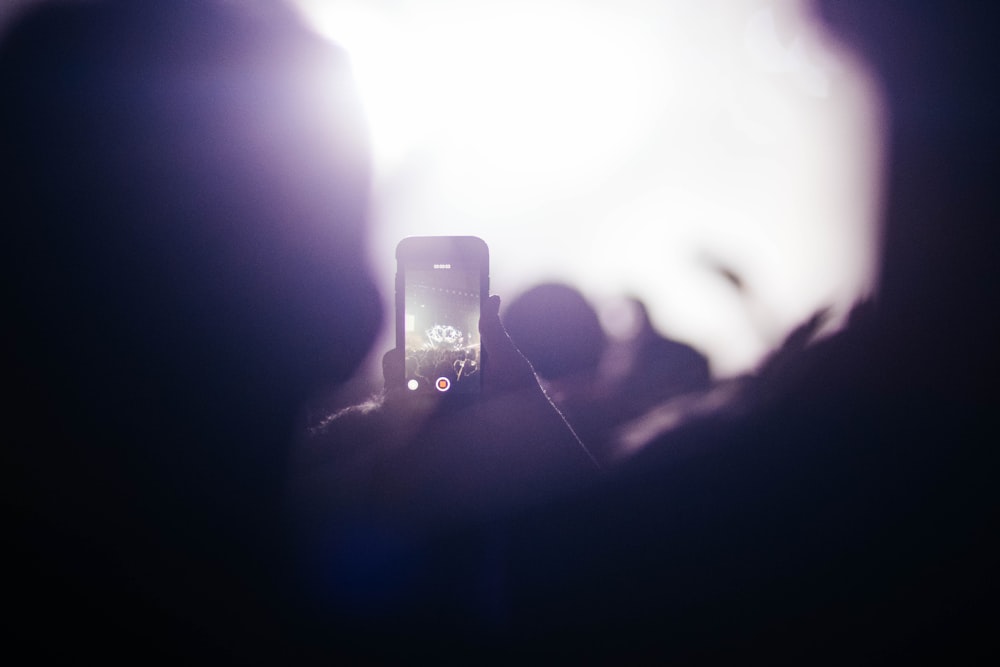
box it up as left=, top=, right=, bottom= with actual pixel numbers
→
left=404, top=264, right=481, bottom=394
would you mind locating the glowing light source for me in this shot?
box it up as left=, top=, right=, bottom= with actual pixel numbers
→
left=293, top=0, right=883, bottom=377
left=294, top=0, right=659, bottom=180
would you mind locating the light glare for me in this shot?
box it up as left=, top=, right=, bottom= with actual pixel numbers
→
left=293, top=0, right=883, bottom=377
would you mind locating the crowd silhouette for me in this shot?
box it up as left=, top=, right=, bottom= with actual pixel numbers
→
left=501, top=284, right=711, bottom=463
left=4, top=0, right=996, bottom=662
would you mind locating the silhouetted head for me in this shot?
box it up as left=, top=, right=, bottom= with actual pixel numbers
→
left=503, top=282, right=607, bottom=381
left=0, top=5, right=385, bottom=632
left=1, top=0, right=381, bottom=414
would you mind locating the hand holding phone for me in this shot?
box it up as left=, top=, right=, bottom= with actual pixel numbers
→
left=303, top=236, right=598, bottom=523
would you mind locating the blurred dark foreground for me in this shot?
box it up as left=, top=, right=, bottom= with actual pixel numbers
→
left=3, top=1, right=998, bottom=663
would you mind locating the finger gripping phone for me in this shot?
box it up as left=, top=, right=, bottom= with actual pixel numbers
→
left=395, top=236, right=490, bottom=397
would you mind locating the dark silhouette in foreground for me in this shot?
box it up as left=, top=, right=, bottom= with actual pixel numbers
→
left=4, top=0, right=997, bottom=662
left=2, top=1, right=381, bottom=660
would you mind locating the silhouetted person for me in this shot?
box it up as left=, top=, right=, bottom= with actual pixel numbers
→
left=499, top=283, right=621, bottom=459
left=2, top=1, right=380, bottom=660
left=293, top=288, right=599, bottom=561
left=604, top=298, right=712, bottom=424
left=503, top=282, right=608, bottom=382
left=619, top=297, right=712, bottom=400
left=501, top=286, right=712, bottom=463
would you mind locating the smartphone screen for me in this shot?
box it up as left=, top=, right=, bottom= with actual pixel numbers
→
left=396, top=237, right=488, bottom=397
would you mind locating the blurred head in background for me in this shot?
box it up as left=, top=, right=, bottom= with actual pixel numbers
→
left=503, top=283, right=607, bottom=382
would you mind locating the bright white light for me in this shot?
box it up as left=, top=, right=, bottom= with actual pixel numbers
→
left=293, top=0, right=883, bottom=377
left=294, top=0, right=659, bottom=181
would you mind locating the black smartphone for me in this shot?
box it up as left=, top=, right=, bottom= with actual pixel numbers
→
left=395, top=236, right=490, bottom=397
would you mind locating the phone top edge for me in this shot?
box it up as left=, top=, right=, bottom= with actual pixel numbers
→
left=395, top=235, right=489, bottom=255
left=395, top=235, right=489, bottom=274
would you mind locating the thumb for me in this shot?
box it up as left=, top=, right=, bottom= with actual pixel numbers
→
left=382, top=346, right=404, bottom=392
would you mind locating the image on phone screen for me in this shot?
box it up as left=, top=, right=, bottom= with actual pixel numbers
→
left=403, top=264, right=481, bottom=394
